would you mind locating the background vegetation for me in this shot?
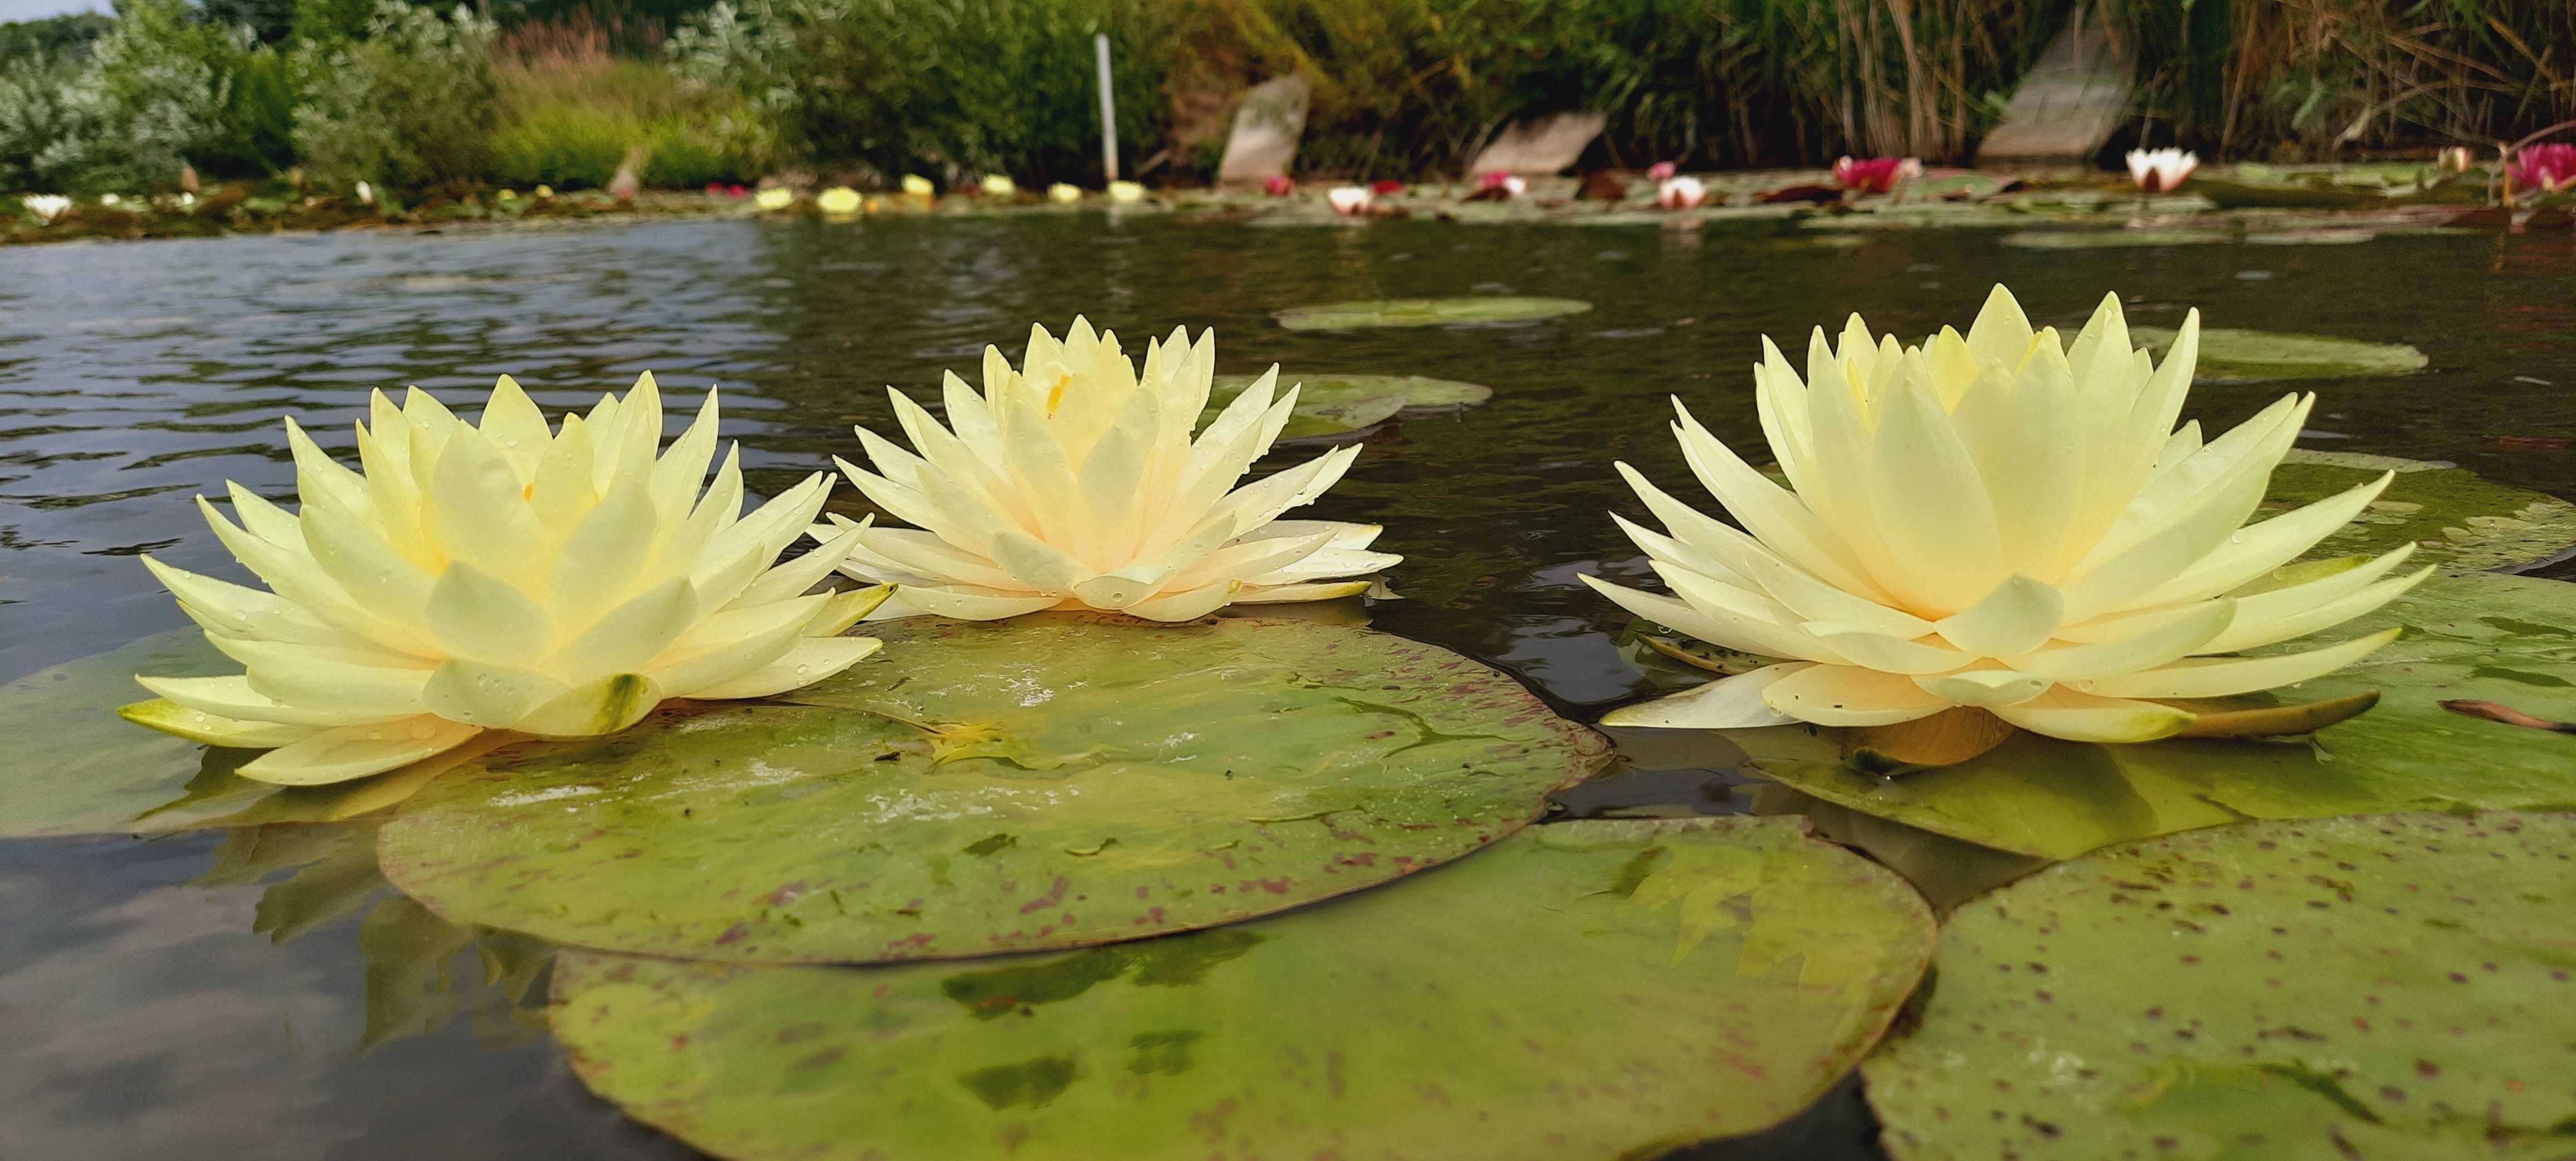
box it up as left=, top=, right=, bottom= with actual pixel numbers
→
left=2, top=0, right=2573, bottom=196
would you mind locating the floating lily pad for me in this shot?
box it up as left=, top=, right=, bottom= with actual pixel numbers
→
left=549, top=816, right=1935, bottom=1161
left=2189, top=176, right=2393, bottom=209
left=0, top=630, right=488, bottom=837
left=1748, top=570, right=2576, bottom=859
left=1866, top=812, right=2576, bottom=1161
left=2001, top=228, right=2232, bottom=249
left=2133, top=325, right=2428, bottom=382
left=2269, top=449, right=2576, bottom=572
left=1204, top=373, right=1494, bottom=440
left=1274, top=296, right=1593, bottom=331
left=378, top=614, right=1608, bottom=964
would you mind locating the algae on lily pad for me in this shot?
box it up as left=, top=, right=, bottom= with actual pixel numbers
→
left=2268, top=449, right=2576, bottom=573
left=2133, top=325, right=2427, bottom=382
left=1202, top=373, right=1492, bottom=440
left=1274, top=297, right=1592, bottom=331
left=548, top=816, right=1935, bottom=1161
left=1865, top=812, right=2576, bottom=1161
left=378, top=614, right=1608, bottom=964
left=1748, top=571, right=2576, bottom=860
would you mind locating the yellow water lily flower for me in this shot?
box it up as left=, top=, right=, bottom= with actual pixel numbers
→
left=1108, top=180, right=1145, bottom=202
left=821, top=319, right=1400, bottom=621
left=817, top=186, right=862, bottom=214
left=1047, top=182, right=1083, bottom=203
left=1589, top=285, right=2429, bottom=749
left=122, top=374, right=887, bottom=786
left=901, top=173, right=935, bottom=196
left=754, top=187, right=794, bottom=211
left=980, top=174, right=1017, bottom=197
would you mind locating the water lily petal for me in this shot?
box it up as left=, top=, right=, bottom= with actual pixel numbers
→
left=2079, top=627, right=2403, bottom=700
left=1602, top=662, right=1809, bottom=728
left=238, top=716, right=485, bottom=786
left=1760, top=663, right=1950, bottom=726
left=1990, top=687, right=2194, bottom=743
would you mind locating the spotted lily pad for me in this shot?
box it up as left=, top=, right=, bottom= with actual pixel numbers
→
left=548, top=816, right=1935, bottom=1161
left=1273, top=297, right=1593, bottom=331
left=0, top=630, right=494, bottom=837
left=1865, top=812, right=2576, bottom=1161
left=2133, top=325, right=2428, bottom=382
left=378, top=614, right=1608, bottom=964
left=1748, top=571, right=2576, bottom=859
left=2268, top=449, right=2576, bottom=572
left=1203, top=373, right=1492, bottom=440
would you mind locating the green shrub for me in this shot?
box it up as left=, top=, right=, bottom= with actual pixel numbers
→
left=491, top=105, right=632, bottom=189
left=641, top=119, right=765, bottom=186
left=22, top=0, right=251, bottom=192
left=292, top=2, right=500, bottom=191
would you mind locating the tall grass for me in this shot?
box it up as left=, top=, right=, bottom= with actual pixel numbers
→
left=2103, top=0, right=2576, bottom=155
left=492, top=16, right=772, bottom=189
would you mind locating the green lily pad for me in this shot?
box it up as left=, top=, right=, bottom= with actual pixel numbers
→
left=2189, top=176, right=2394, bottom=209
left=2001, top=228, right=2233, bottom=249
left=1203, top=373, right=1493, bottom=440
left=1865, top=812, right=2576, bottom=1161
left=1748, top=571, right=2576, bottom=860
left=1273, top=296, right=1593, bottom=331
left=378, top=613, right=1609, bottom=964
left=2133, top=325, right=2428, bottom=382
left=548, top=816, right=1936, bottom=1161
left=0, top=630, right=482, bottom=837
left=2268, top=449, right=2576, bottom=572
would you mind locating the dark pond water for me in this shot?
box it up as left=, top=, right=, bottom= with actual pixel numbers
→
left=3, top=214, right=2573, bottom=1160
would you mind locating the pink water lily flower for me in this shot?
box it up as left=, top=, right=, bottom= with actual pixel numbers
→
left=1646, top=162, right=1677, bottom=182
left=1476, top=171, right=1527, bottom=198
left=1263, top=175, right=1294, bottom=196
left=2509, top=143, right=2576, bottom=194
left=1656, top=175, right=1707, bottom=209
left=2125, top=148, right=2199, bottom=193
left=1832, top=156, right=1921, bottom=194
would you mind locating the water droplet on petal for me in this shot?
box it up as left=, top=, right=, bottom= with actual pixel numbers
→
left=794, top=664, right=811, bottom=674
left=365, top=730, right=384, bottom=741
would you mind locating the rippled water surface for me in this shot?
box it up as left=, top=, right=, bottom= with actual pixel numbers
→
left=4, top=215, right=2573, bottom=1160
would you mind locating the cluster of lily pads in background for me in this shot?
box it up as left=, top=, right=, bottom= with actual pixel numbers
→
left=6, top=290, right=2575, bottom=1161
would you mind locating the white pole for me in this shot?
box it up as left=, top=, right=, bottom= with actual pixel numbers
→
left=1095, top=33, right=1119, bottom=183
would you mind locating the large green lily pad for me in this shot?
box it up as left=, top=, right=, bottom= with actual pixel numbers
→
left=0, top=630, right=484, bottom=837
left=2268, top=450, right=2576, bottom=573
left=1865, top=812, right=2576, bottom=1161
left=1203, top=372, right=1494, bottom=440
left=379, top=614, right=1608, bottom=964
left=2134, top=325, right=2428, bottom=382
left=1749, top=571, right=2576, bottom=859
left=1274, top=297, right=1593, bottom=331
left=549, top=816, right=1936, bottom=1161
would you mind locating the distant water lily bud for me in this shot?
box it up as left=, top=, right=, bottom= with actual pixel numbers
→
left=817, top=187, right=862, bottom=214
left=2437, top=146, right=2473, bottom=174
left=2509, top=143, right=2576, bottom=194
left=1327, top=186, right=1373, bottom=216
left=980, top=174, right=1017, bottom=197
left=1646, top=161, right=1677, bottom=182
left=1588, top=285, right=2428, bottom=752
left=535, top=184, right=554, bottom=199
left=754, top=187, right=794, bottom=211
left=101, top=193, right=123, bottom=206
left=21, top=194, right=69, bottom=221
left=1832, top=156, right=1920, bottom=193
left=824, top=319, right=1399, bottom=622
left=1047, top=182, right=1084, bottom=203
left=900, top=174, right=935, bottom=197
left=1656, top=175, right=1707, bottom=209
left=356, top=181, right=374, bottom=206
left=2125, top=148, right=2199, bottom=193
left=1108, top=180, right=1145, bottom=202
left=122, top=374, right=887, bottom=785
left=1263, top=175, right=1294, bottom=196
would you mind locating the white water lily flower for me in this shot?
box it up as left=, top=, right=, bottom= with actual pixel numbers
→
left=822, top=319, right=1401, bottom=621
left=2126, top=148, right=2198, bottom=193
left=22, top=194, right=69, bottom=221
left=122, top=374, right=887, bottom=786
left=1657, top=175, right=1707, bottom=209
left=1327, top=186, right=1373, bottom=215
left=1048, top=182, right=1083, bottom=203
left=1109, top=180, right=1146, bottom=202
left=1588, top=285, right=2431, bottom=747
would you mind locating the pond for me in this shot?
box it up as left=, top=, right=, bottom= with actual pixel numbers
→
left=2, top=213, right=2573, bottom=1160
